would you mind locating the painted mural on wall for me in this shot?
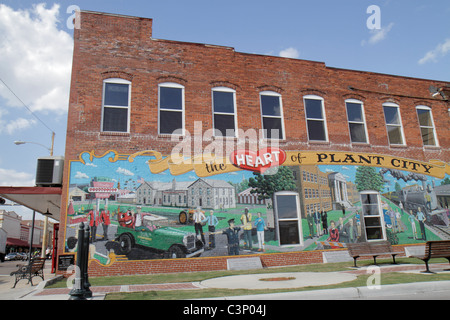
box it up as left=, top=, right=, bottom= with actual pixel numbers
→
left=64, top=149, right=450, bottom=265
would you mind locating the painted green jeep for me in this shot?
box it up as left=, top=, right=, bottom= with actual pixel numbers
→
left=115, top=215, right=204, bottom=258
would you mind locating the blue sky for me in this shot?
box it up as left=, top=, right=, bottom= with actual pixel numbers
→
left=0, top=1, right=449, bottom=219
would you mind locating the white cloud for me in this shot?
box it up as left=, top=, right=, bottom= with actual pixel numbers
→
left=116, top=167, right=134, bottom=176
left=2, top=118, right=37, bottom=135
left=361, top=22, right=394, bottom=46
left=0, top=168, right=35, bottom=186
left=418, top=38, right=450, bottom=64
left=0, top=3, right=73, bottom=115
left=279, top=47, right=300, bottom=59
left=74, top=171, right=89, bottom=179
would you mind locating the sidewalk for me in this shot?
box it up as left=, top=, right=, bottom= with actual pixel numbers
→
left=1, top=262, right=449, bottom=300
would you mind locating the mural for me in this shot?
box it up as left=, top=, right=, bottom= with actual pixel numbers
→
left=64, top=149, right=450, bottom=265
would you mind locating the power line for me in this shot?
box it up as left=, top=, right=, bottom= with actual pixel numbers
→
left=0, top=77, right=55, bottom=134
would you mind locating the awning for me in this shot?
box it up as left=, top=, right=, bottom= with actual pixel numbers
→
left=0, top=187, right=62, bottom=222
left=6, top=238, right=41, bottom=248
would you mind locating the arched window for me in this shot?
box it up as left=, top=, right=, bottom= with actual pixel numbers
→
left=416, top=105, right=438, bottom=146
left=304, top=95, right=328, bottom=142
left=212, top=87, right=237, bottom=137
left=260, top=91, right=285, bottom=140
left=158, top=82, right=185, bottom=135
left=102, top=78, right=131, bottom=133
left=383, top=102, right=405, bottom=145
left=345, top=99, right=368, bottom=143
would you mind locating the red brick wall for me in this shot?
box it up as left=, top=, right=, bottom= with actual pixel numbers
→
left=85, top=244, right=416, bottom=277
left=59, top=11, right=449, bottom=277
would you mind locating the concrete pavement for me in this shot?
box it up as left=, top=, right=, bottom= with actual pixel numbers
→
left=1, top=261, right=450, bottom=300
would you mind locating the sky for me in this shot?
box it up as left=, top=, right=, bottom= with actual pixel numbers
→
left=0, top=0, right=449, bottom=219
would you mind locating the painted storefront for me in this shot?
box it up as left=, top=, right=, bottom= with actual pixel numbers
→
left=63, top=149, right=450, bottom=266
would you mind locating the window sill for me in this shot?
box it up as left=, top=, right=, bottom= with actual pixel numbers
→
left=389, top=144, right=408, bottom=149
left=100, top=131, right=130, bottom=137
left=307, top=140, right=330, bottom=145
left=158, top=134, right=185, bottom=139
left=423, top=145, right=441, bottom=151
left=350, top=142, right=371, bottom=147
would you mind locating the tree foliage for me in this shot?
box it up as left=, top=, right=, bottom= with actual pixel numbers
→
left=248, top=166, right=296, bottom=200
left=355, top=166, right=385, bottom=192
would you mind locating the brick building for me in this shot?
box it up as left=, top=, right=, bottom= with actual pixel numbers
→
left=59, top=11, right=449, bottom=276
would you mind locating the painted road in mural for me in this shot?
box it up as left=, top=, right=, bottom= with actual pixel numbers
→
left=64, top=150, right=450, bottom=265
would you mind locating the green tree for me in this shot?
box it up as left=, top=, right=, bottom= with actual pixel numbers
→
left=440, top=177, right=450, bottom=186
left=355, top=166, right=385, bottom=192
left=248, top=166, right=297, bottom=200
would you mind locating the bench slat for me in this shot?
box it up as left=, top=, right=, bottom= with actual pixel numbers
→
left=410, top=240, right=450, bottom=273
left=347, top=241, right=403, bottom=267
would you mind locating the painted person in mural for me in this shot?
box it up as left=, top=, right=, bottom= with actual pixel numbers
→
left=87, top=204, right=99, bottom=243
left=100, top=204, right=111, bottom=240
left=416, top=207, right=427, bottom=241
left=254, top=212, right=267, bottom=252
left=241, top=208, right=253, bottom=250
left=203, top=210, right=219, bottom=249
left=214, top=219, right=241, bottom=255
left=193, top=207, right=206, bottom=245
left=314, top=210, right=322, bottom=236
left=327, top=220, right=339, bottom=242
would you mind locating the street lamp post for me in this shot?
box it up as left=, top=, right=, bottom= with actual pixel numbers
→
left=14, top=132, right=54, bottom=156
left=14, top=132, right=55, bottom=259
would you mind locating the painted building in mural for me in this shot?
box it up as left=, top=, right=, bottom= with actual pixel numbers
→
left=58, top=10, right=450, bottom=276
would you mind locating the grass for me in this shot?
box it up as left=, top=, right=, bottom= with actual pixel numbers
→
left=48, top=258, right=450, bottom=300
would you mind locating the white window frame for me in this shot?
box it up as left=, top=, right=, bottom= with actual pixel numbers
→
left=383, top=102, right=406, bottom=146
left=259, top=91, right=285, bottom=140
left=345, top=99, right=369, bottom=144
left=158, top=82, right=185, bottom=136
left=212, top=87, right=238, bottom=138
left=416, top=105, right=439, bottom=147
left=101, top=78, right=131, bottom=133
left=303, top=95, right=328, bottom=142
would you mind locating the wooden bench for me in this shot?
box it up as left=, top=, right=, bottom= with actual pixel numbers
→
left=410, top=240, right=450, bottom=274
left=347, top=241, right=403, bottom=268
left=10, top=258, right=46, bottom=288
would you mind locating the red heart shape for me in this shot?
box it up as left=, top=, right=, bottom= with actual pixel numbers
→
left=230, top=148, right=286, bottom=174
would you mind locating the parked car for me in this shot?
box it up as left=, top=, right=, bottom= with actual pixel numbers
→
left=5, top=253, right=20, bottom=261
left=17, top=252, right=28, bottom=261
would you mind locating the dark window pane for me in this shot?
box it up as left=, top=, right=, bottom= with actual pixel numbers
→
left=261, top=95, right=281, bottom=116
left=307, top=120, right=326, bottom=141
left=383, top=106, right=400, bottom=125
left=160, top=87, right=182, bottom=110
left=262, top=117, right=283, bottom=139
left=160, top=110, right=182, bottom=134
left=387, top=126, right=403, bottom=144
left=214, top=114, right=235, bottom=136
left=279, top=221, right=300, bottom=245
left=213, top=91, right=235, bottom=113
left=365, top=226, right=383, bottom=240
left=361, top=193, right=378, bottom=204
left=349, top=123, right=367, bottom=143
left=104, top=83, right=129, bottom=107
left=103, top=107, right=128, bottom=132
left=305, top=99, right=323, bottom=119
left=421, top=127, right=436, bottom=146
left=346, top=102, right=363, bottom=122
left=417, top=109, right=433, bottom=127
left=276, top=195, right=298, bottom=219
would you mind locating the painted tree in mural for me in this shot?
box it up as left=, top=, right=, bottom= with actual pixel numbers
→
left=355, top=166, right=385, bottom=192
left=248, top=166, right=296, bottom=200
